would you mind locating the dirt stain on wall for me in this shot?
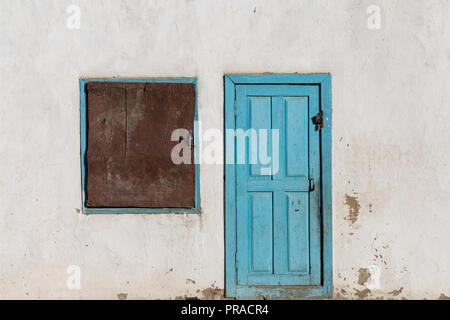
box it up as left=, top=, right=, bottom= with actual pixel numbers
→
left=357, top=268, right=370, bottom=285
left=165, top=268, right=173, bottom=274
left=439, top=293, right=450, bottom=300
left=388, top=287, right=404, bottom=296
left=201, top=286, right=224, bottom=300
left=117, top=293, right=128, bottom=300
left=354, top=288, right=371, bottom=299
left=344, top=194, right=361, bottom=225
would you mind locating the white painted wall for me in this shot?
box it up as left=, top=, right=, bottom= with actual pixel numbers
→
left=0, top=0, right=449, bottom=299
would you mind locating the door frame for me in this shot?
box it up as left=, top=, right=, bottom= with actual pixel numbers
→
left=224, top=73, right=332, bottom=299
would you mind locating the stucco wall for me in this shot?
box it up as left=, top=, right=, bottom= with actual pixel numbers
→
left=0, top=0, right=449, bottom=299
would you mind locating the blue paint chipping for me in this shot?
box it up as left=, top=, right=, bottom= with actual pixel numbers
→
left=79, top=77, right=200, bottom=214
left=224, top=74, right=332, bottom=299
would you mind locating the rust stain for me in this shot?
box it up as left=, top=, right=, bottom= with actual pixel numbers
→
left=117, top=293, right=128, bottom=300
left=354, top=288, right=371, bottom=299
left=357, top=268, right=370, bottom=286
left=344, top=194, right=361, bottom=225
left=388, top=287, right=404, bottom=296
left=186, top=279, right=196, bottom=284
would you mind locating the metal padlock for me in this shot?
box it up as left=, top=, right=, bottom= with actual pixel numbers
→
left=312, top=111, right=324, bottom=131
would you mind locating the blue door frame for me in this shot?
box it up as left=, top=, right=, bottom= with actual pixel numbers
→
left=224, top=74, right=332, bottom=299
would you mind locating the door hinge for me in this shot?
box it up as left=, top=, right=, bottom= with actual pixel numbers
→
left=309, top=178, right=315, bottom=191
left=312, top=111, right=324, bottom=131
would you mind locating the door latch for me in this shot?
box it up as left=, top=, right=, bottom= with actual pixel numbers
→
left=312, top=111, right=324, bottom=131
left=309, top=178, right=315, bottom=191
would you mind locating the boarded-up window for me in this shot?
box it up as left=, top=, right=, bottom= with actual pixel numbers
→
left=84, top=81, right=196, bottom=209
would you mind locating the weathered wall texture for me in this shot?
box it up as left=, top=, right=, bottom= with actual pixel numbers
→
left=0, top=0, right=449, bottom=299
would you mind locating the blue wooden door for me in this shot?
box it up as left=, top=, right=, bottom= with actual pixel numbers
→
left=235, top=84, right=321, bottom=287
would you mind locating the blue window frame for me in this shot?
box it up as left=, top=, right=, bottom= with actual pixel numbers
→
left=79, top=77, right=200, bottom=214
left=224, top=74, right=332, bottom=299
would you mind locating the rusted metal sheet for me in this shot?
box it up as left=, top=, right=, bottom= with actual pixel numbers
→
left=86, top=81, right=196, bottom=208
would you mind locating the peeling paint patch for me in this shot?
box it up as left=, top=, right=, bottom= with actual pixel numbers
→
left=357, top=268, right=370, bottom=286
left=75, top=208, right=81, bottom=213
left=344, top=194, right=361, bottom=225
left=354, top=288, right=371, bottom=299
left=388, top=287, right=403, bottom=296
left=186, top=278, right=196, bottom=284
left=439, top=293, right=450, bottom=300
left=117, top=293, right=128, bottom=300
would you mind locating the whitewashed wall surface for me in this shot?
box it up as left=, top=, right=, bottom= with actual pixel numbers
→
left=0, top=0, right=449, bottom=299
